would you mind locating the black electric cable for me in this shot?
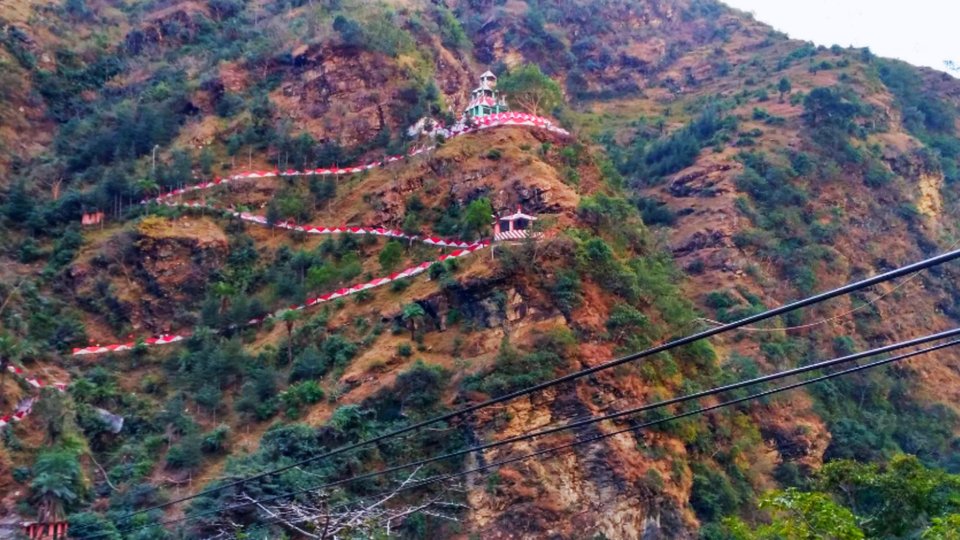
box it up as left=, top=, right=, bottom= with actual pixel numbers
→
left=245, top=336, right=958, bottom=535
left=89, top=334, right=960, bottom=539
left=96, top=246, right=960, bottom=527
left=397, top=336, right=960, bottom=497
left=160, top=327, right=960, bottom=505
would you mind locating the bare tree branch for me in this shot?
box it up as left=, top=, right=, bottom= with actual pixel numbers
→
left=244, top=494, right=319, bottom=539
left=346, top=464, right=425, bottom=528
left=236, top=475, right=467, bottom=539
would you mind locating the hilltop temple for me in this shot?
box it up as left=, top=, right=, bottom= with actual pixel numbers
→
left=407, top=69, right=569, bottom=139
left=464, top=71, right=509, bottom=118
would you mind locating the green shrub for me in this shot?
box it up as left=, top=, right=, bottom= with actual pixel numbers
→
left=434, top=5, right=469, bottom=50
left=390, top=280, right=411, bottom=297
left=705, top=291, right=738, bottom=310
left=208, top=0, right=244, bottom=20
left=879, top=59, right=957, bottom=136
left=215, top=92, right=244, bottom=117
left=235, top=368, right=280, bottom=421
left=45, top=226, right=83, bottom=274
left=578, top=193, right=638, bottom=233
left=29, top=448, right=85, bottom=519
left=428, top=261, right=448, bottom=280
left=689, top=463, right=741, bottom=521
left=394, top=360, right=447, bottom=411
left=677, top=340, right=718, bottom=373
left=333, top=15, right=366, bottom=49
left=461, top=197, right=493, bottom=240
left=832, top=335, right=858, bottom=356
left=864, top=160, right=894, bottom=187
left=722, top=353, right=762, bottom=399
left=258, top=423, right=324, bottom=462
left=464, top=330, right=574, bottom=397
left=195, top=385, right=222, bottom=412
left=635, top=196, right=677, bottom=226
left=3, top=181, right=34, bottom=224
left=378, top=240, right=404, bottom=272
left=548, top=269, right=582, bottom=317
left=686, top=259, right=706, bottom=274
left=765, top=456, right=960, bottom=538
left=166, top=435, right=203, bottom=470
left=498, top=62, right=563, bottom=114
left=618, top=105, right=735, bottom=183
left=18, top=238, right=44, bottom=263
left=579, top=237, right=617, bottom=281
left=281, top=381, right=325, bottom=418
left=787, top=264, right=818, bottom=295
left=896, top=203, right=920, bottom=223
left=68, top=514, right=120, bottom=540
left=201, top=425, right=231, bottom=454
left=606, top=303, right=649, bottom=343
left=363, top=12, right=414, bottom=57
left=802, top=87, right=863, bottom=130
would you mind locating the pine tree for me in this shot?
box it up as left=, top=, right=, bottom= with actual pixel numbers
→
left=4, top=181, right=34, bottom=223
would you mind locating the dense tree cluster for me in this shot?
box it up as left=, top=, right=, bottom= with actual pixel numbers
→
left=720, top=456, right=960, bottom=539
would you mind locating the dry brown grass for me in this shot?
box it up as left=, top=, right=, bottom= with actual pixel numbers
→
left=137, top=215, right=227, bottom=244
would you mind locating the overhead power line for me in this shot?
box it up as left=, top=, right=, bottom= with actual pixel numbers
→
left=194, top=327, right=960, bottom=499
left=89, top=331, right=960, bottom=539
left=397, top=337, right=960, bottom=499
left=96, top=246, right=960, bottom=526
left=95, top=339, right=960, bottom=539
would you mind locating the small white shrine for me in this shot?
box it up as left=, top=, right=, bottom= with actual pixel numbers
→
left=493, top=206, right=541, bottom=242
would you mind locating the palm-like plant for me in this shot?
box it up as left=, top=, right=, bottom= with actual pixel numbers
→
left=211, top=281, right=236, bottom=315
left=279, top=309, right=301, bottom=365
left=31, top=450, right=82, bottom=523
left=136, top=177, right=160, bottom=199
left=402, top=303, right=426, bottom=341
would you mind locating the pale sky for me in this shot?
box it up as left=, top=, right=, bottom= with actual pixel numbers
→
left=723, top=0, right=960, bottom=73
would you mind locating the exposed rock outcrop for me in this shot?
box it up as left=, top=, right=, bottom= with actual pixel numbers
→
left=67, top=217, right=227, bottom=336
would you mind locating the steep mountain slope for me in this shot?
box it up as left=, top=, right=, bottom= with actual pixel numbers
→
left=2, top=0, right=960, bottom=538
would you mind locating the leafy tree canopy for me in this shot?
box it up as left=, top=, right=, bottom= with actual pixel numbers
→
left=724, top=455, right=960, bottom=539
left=498, top=63, right=563, bottom=116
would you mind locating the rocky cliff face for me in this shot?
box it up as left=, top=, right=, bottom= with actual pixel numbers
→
left=67, top=217, right=227, bottom=338
left=273, top=44, right=410, bottom=146
left=134, top=216, right=228, bottom=306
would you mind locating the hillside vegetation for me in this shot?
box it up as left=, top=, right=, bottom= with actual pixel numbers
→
left=2, top=0, right=960, bottom=538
